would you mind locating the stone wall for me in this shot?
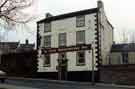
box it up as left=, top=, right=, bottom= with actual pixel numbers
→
left=100, top=64, right=135, bottom=85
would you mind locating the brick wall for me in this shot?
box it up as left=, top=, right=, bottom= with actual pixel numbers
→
left=100, top=64, right=135, bottom=85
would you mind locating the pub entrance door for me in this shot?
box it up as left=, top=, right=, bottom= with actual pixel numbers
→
left=58, top=53, right=68, bottom=80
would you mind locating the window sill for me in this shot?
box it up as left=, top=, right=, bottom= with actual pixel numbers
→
left=76, top=43, right=86, bottom=46
left=43, top=65, right=51, bottom=67
left=59, top=45, right=66, bottom=48
left=76, top=25, right=85, bottom=28
left=76, top=63, right=85, bottom=66
left=44, top=31, right=51, bottom=33
left=43, top=47, right=51, bottom=49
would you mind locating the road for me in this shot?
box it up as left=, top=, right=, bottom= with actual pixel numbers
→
left=0, top=78, right=133, bottom=89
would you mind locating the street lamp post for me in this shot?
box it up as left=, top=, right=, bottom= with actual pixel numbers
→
left=91, top=42, right=95, bottom=85
left=57, top=58, right=62, bottom=80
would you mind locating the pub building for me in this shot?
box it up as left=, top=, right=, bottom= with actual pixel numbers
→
left=36, top=0, right=113, bottom=81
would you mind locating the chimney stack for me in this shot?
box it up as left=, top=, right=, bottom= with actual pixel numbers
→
left=97, top=0, right=104, bottom=9
left=46, top=13, right=53, bottom=18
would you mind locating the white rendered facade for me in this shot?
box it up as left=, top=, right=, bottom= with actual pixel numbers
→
left=38, top=13, right=97, bottom=72
left=36, top=1, right=113, bottom=81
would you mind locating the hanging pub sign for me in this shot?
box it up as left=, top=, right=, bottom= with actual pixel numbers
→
left=42, top=44, right=91, bottom=54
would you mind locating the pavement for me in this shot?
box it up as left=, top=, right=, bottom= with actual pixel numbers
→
left=0, top=84, right=38, bottom=89
left=0, top=77, right=134, bottom=89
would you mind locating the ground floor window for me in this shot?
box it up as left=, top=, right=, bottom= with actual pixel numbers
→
left=76, top=51, right=85, bottom=66
left=43, top=54, right=51, bottom=67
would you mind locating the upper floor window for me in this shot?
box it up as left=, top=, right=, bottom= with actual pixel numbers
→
left=76, top=51, right=85, bottom=66
left=43, top=54, right=51, bottom=67
left=44, top=35, right=51, bottom=48
left=59, top=33, right=66, bottom=47
left=44, top=23, right=51, bottom=32
left=38, top=23, right=44, bottom=31
left=76, top=30, right=85, bottom=44
left=76, top=15, right=85, bottom=27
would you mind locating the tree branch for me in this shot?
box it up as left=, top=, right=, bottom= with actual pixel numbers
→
left=0, top=0, right=9, bottom=9
left=0, top=0, right=35, bottom=26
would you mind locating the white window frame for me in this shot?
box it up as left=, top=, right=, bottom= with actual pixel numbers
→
left=44, top=23, right=51, bottom=32
left=76, top=15, right=85, bottom=27
left=76, top=51, right=85, bottom=66
left=59, top=33, right=66, bottom=47
left=43, top=54, right=51, bottom=67
left=44, top=35, right=51, bottom=48
left=39, top=23, right=44, bottom=33
left=76, top=30, right=85, bottom=44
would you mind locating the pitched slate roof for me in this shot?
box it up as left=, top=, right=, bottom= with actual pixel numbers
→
left=111, top=43, right=135, bottom=52
left=0, top=41, right=35, bottom=54
left=17, top=44, right=35, bottom=50
left=37, top=8, right=98, bottom=23
left=0, top=42, right=19, bottom=50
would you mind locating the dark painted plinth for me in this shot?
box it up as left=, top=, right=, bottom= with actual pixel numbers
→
left=35, top=72, right=58, bottom=80
left=100, top=64, right=135, bottom=85
left=36, top=71, right=99, bottom=82
left=68, top=71, right=99, bottom=82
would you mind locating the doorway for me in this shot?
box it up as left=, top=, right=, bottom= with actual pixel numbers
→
left=58, top=53, right=68, bottom=80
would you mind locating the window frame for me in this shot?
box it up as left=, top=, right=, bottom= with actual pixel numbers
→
left=38, top=23, right=44, bottom=32
left=76, top=30, right=85, bottom=45
left=44, top=22, right=51, bottom=32
left=59, top=33, right=67, bottom=47
left=76, top=51, right=85, bottom=66
left=44, top=35, right=51, bottom=48
left=43, top=54, right=51, bottom=67
left=76, top=15, right=85, bottom=27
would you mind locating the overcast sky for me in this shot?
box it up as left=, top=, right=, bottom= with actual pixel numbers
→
left=4, top=0, right=135, bottom=43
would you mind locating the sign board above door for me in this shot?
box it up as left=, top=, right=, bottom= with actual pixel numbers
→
left=42, top=44, right=91, bottom=54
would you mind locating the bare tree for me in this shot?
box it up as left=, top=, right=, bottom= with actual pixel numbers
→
left=0, top=0, right=34, bottom=26
left=121, top=30, right=129, bottom=43
left=129, top=32, right=135, bottom=43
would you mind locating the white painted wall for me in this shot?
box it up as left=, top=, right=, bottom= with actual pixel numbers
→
left=38, top=53, right=58, bottom=72
left=38, top=13, right=98, bottom=72
left=38, top=1, right=113, bottom=73
left=99, top=7, right=113, bottom=65
left=67, top=51, right=96, bottom=71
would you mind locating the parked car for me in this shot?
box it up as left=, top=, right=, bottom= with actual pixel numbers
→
left=0, top=70, right=7, bottom=83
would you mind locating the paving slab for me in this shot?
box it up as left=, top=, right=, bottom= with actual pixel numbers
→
left=0, top=84, right=39, bottom=89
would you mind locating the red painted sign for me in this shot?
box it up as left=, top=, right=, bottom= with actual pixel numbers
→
left=42, top=44, right=91, bottom=54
